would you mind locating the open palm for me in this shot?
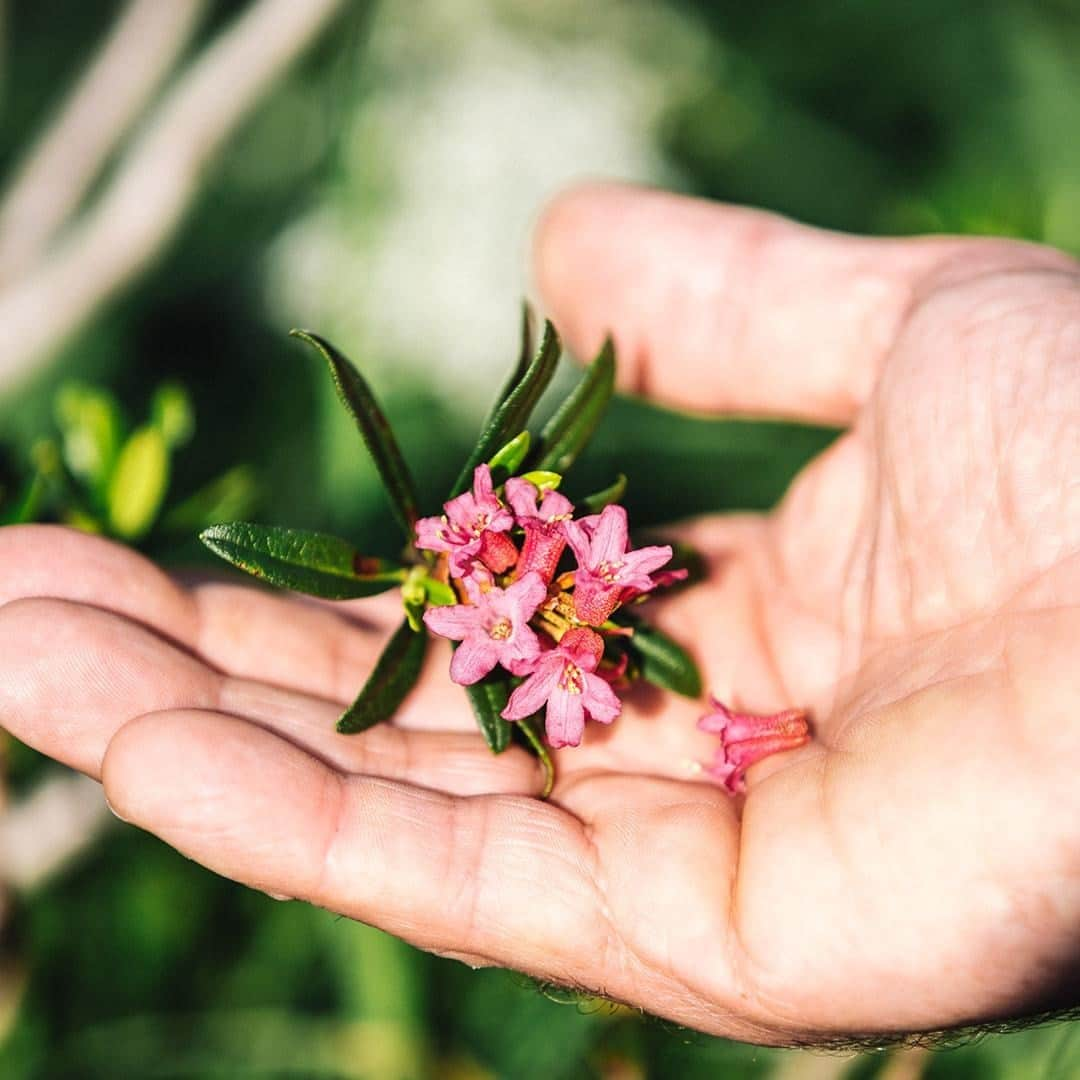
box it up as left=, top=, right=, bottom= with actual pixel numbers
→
left=2, top=185, right=1077, bottom=1043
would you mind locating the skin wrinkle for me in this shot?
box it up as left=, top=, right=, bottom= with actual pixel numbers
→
left=307, top=759, right=349, bottom=907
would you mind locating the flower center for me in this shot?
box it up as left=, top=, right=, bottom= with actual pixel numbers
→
left=487, top=617, right=512, bottom=641
left=558, top=662, right=583, bottom=694
left=595, top=559, right=623, bottom=583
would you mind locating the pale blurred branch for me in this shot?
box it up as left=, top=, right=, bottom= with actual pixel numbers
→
left=0, top=0, right=208, bottom=284
left=0, top=0, right=346, bottom=396
left=0, top=772, right=111, bottom=892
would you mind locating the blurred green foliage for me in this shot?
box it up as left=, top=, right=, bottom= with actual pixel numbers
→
left=2, top=0, right=1079, bottom=1077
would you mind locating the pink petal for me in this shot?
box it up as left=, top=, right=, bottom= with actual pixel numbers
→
left=449, top=637, right=499, bottom=685
left=472, top=464, right=496, bottom=504
left=504, top=623, right=542, bottom=666
left=501, top=657, right=561, bottom=720
left=619, top=544, right=673, bottom=583
left=423, top=604, right=478, bottom=640
left=589, top=505, right=630, bottom=567
left=414, top=516, right=451, bottom=552
left=582, top=673, right=621, bottom=724
left=505, top=571, right=548, bottom=619
left=544, top=687, right=585, bottom=748
left=539, top=489, right=574, bottom=521
left=561, top=517, right=592, bottom=568
left=505, top=477, right=539, bottom=520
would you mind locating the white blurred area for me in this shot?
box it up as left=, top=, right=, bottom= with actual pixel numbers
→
left=265, top=0, right=712, bottom=414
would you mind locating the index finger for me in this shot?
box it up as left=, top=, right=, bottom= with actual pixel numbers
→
left=532, top=184, right=1075, bottom=424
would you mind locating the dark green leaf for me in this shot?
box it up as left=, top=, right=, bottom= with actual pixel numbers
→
left=0, top=473, right=43, bottom=526
left=291, top=329, right=419, bottom=539
left=449, top=320, right=561, bottom=498
left=337, top=618, right=427, bottom=734
left=479, top=302, right=535, bottom=433
left=534, top=336, right=615, bottom=474
left=628, top=622, right=702, bottom=698
left=200, top=522, right=407, bottom=599
left=463, top=673, right=514, bottom=754
left=580, top=473, right=626, bottom=514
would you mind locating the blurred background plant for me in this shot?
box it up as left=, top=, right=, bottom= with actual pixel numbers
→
left=1, top=0, right=1078, bottom=1076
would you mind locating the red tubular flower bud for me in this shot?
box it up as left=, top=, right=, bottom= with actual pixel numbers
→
left=478, top=529, right=518, bottom=574
left=698, top=698, right=810, bottom=795
left=560, top=626, right=605, bottom=665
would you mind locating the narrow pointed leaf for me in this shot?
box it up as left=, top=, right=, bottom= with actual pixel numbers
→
left=200, top=522, right=407, bottom=599
left=0, top=474, right=44, bottom=526
left=627, top=623, right=702, bottom=698
left=487, top=430, right=530, bottom=484
left=107, top=425, right=169, bottom=539
left=535, top=337, right=616, bottom=474
left=478, top=302, right=535, bottom=434
left=337, top=618, right=427, bottom=734
left=581, top=473, right=626, bottom=514
left=450, top=320, right=561, bottom=497
left=291, top=329, right=419, bottom=539
left=463, top=673, right=513, bottom=754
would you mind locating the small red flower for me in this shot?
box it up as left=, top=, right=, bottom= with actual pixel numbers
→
left=563, top=505, right=673, bottom=625
left=505, top=477, right=573, bottom=583
left=423, top=572, right=547, bottom=685
left=415, top=465, right=514, bottom=578
left=502, top=626, right=619, bottom=748
left=698, top=698, right=810, bottom=794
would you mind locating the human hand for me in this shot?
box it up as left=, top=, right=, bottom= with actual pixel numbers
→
left=2, top=184, right=1077, bottom=1044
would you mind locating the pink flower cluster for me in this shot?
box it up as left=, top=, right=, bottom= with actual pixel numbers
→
left=418, top=465, right=682, bottom=748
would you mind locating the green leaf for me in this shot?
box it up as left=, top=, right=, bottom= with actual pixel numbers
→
left=581, top=473, right=626, bottom=514
left=480, top=302, right=535, bottom=432
left=0, top=473, right=44, bottom=526
left=107, top=425, right=169, bottom=539
left=517, top=470, right=561, bottom=493
left=161, top=465, right=259, bottom=533
left=291, top=329, right=420, bottom=539
left=54, top=381, right=122, bottom=494
left=487, top=430, right=530, bottom=482
left=463, top=674, right=513, bottom=754
left=200, top=522, right=407, bottom=599
left=150, top=382, right=195, bottom=450
left=450, top=320, right=561, bottom=498
left=534, top=336, right=615, bottom=474
left=627, top=623, right=702, bottom=698
left=337, top=619, right=427, bottom=734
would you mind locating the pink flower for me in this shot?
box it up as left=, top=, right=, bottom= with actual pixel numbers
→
left=502, top=627, right=620, bottom=748
left=563, top=504, right=673, bottom=625
left=505, top=477, right=574, bottom=583
left=415, top=465, right=515, bottom=578
left=423, top=572, right=548, bottom=685
left=698, top=698, right=810, bottom=795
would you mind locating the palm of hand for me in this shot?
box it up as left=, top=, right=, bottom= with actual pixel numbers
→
left=1, top=187, right=1077, bottom=1043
